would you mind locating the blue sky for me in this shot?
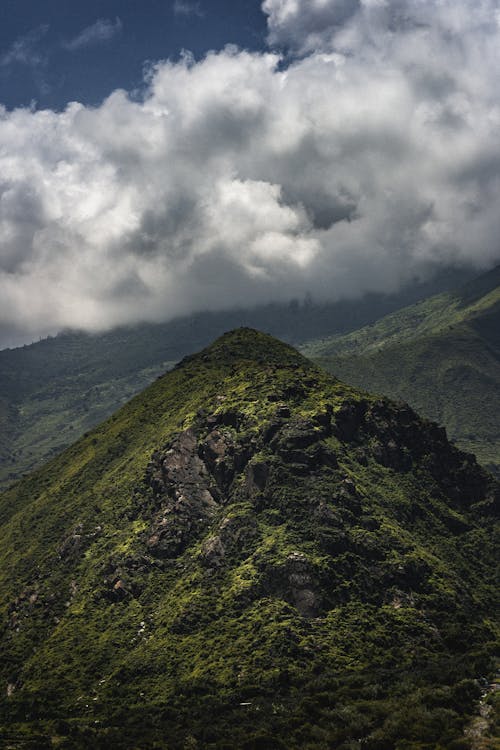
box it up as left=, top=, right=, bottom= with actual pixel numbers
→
left=0, top=0, right=267, bottom=110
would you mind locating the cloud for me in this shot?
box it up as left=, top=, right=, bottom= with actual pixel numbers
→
left=0, top=25, right=49, bottom=68
left=173, top=1, right=204, bottom=17
left=63, top=18, right=122, bottom=52
left=0, top=26, right=51, bottom=99
left=0, top=0, right=500, bottom=346
left=262, top=0, right=500, bottom=55
left=263, top=0, right=360, bottom=52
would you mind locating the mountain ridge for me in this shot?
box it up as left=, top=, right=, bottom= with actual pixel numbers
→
left=303, top=265, right=500, bottom=474
left=0, top=267, right=477, bottom=489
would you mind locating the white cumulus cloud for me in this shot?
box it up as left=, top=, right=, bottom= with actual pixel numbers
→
left=0, top=0, right=499, bottom=345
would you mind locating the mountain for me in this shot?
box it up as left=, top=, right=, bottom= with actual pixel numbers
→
left=303, top=265, right=500, bottom=475
left=0, top=267, right=475, bottom=490
left=0, top=329, right=498, bottom=749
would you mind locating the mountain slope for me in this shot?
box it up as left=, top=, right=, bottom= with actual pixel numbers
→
left=0, top=268, right=474, bottom=489
left=0, top=329, right=498, bottom=749
left=303, top=265, right=500, bottom=474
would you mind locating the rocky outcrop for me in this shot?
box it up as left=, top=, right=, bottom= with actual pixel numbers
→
left=261, top=551, right=320, bottom=618
left=144, top=429, right=221, bottom=557
left=137, top=394, right=497, bottom=594
left=330, top=397, right=496, bottom=510
left=58, top=522, right=102, bottom=561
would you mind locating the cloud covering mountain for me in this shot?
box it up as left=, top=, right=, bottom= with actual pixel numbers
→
left=1, top=0, right=499, bottom=345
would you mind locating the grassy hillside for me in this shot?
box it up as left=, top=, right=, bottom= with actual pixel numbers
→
left=0, top=329, right=498, bottom=749
left=303, top=266, right=500, bottom=475
left=0, top=269, right=474, bottom=489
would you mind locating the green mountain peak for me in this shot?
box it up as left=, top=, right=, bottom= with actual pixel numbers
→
left=0, top=331, right=498, bottom=749
left=176, top=327, right=314, bottom=370
left=0, top=266, right=481, bottom=490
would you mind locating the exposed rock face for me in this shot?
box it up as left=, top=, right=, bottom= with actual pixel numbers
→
left=246, top=459, right=270, bottom=494
left=137, top=409, right=340, bottom=610
left=330, top=397, right=497, bottom=510
left=58, top=523, right=102, bottom=561
left=145, top=429, right=222, bottom=557
left=134, top=398, right=498, bottom=622
left=144, top=399, right=496, bottom=559
left=274, top=551, right=320, bottom=618
left=141, top=407, right=342, bottom=565
left=269, top=415, right=335, bottom=474
left=199, top=535, right=226, bottom=569
left=333, top=399, right=368, bottom=441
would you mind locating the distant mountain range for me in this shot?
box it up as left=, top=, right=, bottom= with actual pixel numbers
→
left=304, top=265, right=500, bottom=475
left=0, top=329, right=497, bottom=749
left=0, top=267, right=474, bottom=489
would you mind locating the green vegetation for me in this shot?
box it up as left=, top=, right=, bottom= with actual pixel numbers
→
left=0, top=268, right=472, bottom=489
left=302, top=265, right=500, bottom=474
left=0, top=328, right=497, bottom=749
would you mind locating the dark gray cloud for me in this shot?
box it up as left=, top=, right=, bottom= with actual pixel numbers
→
left=0, top=1, right=499, bottom=347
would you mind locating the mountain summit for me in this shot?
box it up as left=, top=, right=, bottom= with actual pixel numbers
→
left=0, top=329, right=498, bottom=749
